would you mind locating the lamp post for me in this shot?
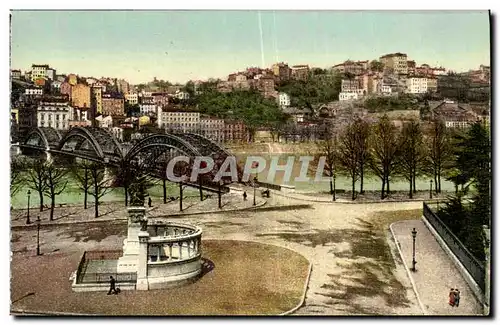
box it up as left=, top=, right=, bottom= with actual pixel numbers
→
left=332, top=173, right=336, bottom=202
left=36, top=216, right=41, bottom=256
left=26, top=190, right=31, bottom=225
left=253, top=176, right=258, bottom=206
left=411, top=227, right=417, bottom=272
left=429, top=180, right=433, bottom=199
left=218, top=180, right=223, bottom=209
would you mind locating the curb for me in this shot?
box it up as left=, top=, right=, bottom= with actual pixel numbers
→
left=154, top=200, right=267, bottom=218
left=389, top=221, right=427, bottom=315
left=11, top=309, right=99, bottom=316
left=421, top=216, right=485, bottom=306
left=11, top=200, right=268, bottom=229
left=280, top=261, right=313, bottom=316
left=274, top=190, right=443, bottom=205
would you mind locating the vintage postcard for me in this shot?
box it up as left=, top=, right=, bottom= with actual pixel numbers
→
left=9, top=10, right=491, bottom=316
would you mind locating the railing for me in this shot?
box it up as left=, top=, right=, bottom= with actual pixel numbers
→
left=85, top=250, right=123, bottom=260
left=79, top=272, right=137, bottom=284
left=423, top=202, right=485, bottom=292
left=75, top=252, right=87, bottom=284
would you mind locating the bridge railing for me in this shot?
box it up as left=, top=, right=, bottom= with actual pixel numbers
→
left=423, top=202, right=485, bottom=292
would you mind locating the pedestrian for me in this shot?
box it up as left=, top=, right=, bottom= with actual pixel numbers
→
left=454, top=289, right=460, bottom=307
left=148, top=197, right=152, bottom=207
left=243, top=191, right=247, bottom=201
left=108, top=276, right=119, bottom=295
left=448, top=288, right=455, bottom=306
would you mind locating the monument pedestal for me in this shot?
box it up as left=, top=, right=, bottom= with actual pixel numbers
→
left=117, top=206, right=147, bottom=273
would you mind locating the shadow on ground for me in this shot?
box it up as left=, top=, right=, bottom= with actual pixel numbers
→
left=256, top=216, right=412, bottom=315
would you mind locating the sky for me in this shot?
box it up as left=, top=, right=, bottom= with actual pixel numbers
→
left=10, top=10, right=490, bottom=84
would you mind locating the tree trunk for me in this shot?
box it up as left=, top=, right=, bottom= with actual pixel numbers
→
left=84, top=187, right=88, bottom=209
left=163, top=179, right=167, bottom=204
left=94, top=196, right=99, bottom=218
left=409, top=175, right=413, bottom=199
left=124, top=185, right=128, bottom=207
left=50, top=197, right=55, bottom=221
left=360, top=166, right=364, bottom=194
left=351, top=176, right=356, bottom=201
left=437, top=168, right=442, bottom=193
left=386, top=175, right=391, bottom=198
left=329, top=178, right=333, bottom=194
left=412, top=173, right=416, bottom=193
left=381, top=177, right=386, bottom=199
left=434, top=172, right=438, bottom=195
left=39, top=191, right=44, bottom=212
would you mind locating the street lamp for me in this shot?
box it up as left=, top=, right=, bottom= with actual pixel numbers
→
left=218, top=180, right=223, bottom=209
left=253, top=176, right=258, bottom=206
left=429, top=180, right=433, bottom=199
left=36, top=216, right=41, bottom=256
left=333, top=173, right=336, bottom=202
left=26, top=190, right=31, bottom=225
left=411, top=228, right=417, bottom=272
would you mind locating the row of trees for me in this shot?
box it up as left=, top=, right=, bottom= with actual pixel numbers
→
left=11, top=158, right=116, bottom=220
left=11, top=156, right=177, bottom=220
left=318, top=115, right=464, bottom=200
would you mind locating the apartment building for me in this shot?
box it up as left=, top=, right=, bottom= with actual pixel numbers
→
left=332, top=61, right=365, bottom=76
left=341, top=79, right=360, bottom=92
left=11, top=69, right=22, bottom=79
left=125, top=93, right=139, bottom=105
left=339, top=92, right=359, bottom=101
left=68, top=74, right=78, bottom=86
left=71, top=84, right=91, bottom=109
left=291, top=65, right=310, bottom=81
left=91, top=85, right=103, bottom=115
left=157, top=108, right=200, bottom=132
left=406, top=77, right=428, bottom=94
left=278, top=92, right=291, bottom=108
left=46, top=68, right=56, bottom=80
left=407, top=60, right=416, bottom=75
left=200, top=116, right=225, bottom=143
left=31, top=64, right=49, bottom=82
left=117, top=79, right=130, bottom=94
left=224, top=120, right=247, bottom=143
left=380, top=53, right=408, bottom=75
left=427, top=78, right=438, bottom=92
left=102, top=94, right=125, bottom=116
left=25, top=88, right=44, bottom=96
left=60, top=82, right=72, bottom=97
left=37, top=100, right=73, bottom=130
left=272, top=62, right=291, bottom=82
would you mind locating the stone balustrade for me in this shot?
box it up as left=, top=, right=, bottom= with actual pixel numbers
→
left=140, top=221, right=203, bottom=290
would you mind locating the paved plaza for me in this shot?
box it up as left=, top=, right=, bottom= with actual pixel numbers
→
left=10, top=188, right=485, bottom=315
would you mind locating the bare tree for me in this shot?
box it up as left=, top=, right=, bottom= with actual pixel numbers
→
left=88, top=162, right=112, bottom=218
left=427, top=119, right=452, bottom=193
left=43, top=161, right=69, bottom=221
left=317, top=129, right=338, bottom=196
left=338, top=121, right=359, bottom=200
left=10, top=157, right=26, bottom=197
left=71, top=159, right=92, bottom=209
left=26, top=158, right=49, bottom=211
left=353, top=118, right=370, bottom=194
left=368, top=115, right=400, bottom=199
left=399, top=120, right=426, bottom=199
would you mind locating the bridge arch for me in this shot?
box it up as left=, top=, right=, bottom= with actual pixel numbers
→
left=57, top=127, right=124, bottom=162
left=23, top=127, right=62, bottom=150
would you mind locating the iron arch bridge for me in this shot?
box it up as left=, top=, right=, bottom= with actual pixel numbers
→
left=15, top=127, right=243, bottom=190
